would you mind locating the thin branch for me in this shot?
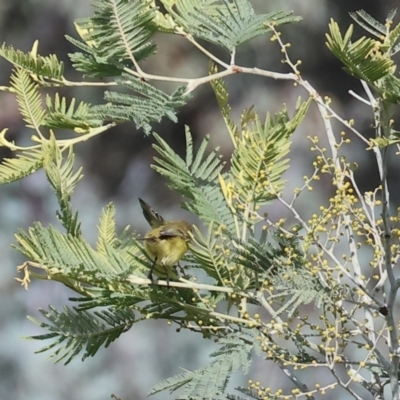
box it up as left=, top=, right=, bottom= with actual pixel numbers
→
left=178, top=29, right=231, bottom=69
left=276, top=360, right=316, bottom=399
left=348, top=89, right=372, bottom=106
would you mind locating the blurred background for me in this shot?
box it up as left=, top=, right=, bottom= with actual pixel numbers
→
left=0, top=0, right=399, bottom=399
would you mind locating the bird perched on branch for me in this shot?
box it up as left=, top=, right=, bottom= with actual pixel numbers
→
left=139, top=198, right=192, bottom=282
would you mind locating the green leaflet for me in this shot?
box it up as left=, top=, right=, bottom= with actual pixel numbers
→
left=67, top=0, right=157, bottom=77
left=150, top=329, right=260, bottom=399
left=93, top=76, right=187, bottom=134
left=44, top=93, right=102, bottom=131
left=0, top=146, right=43, bottom=184
left=152, top=127, right=236, bottom=232
left=97, top=203, right=118, bottom=257
left=10, top=67, right=46, bottom=131
left=165, top=0, right=301, bottom=51
left=327, top=10, right=400, bottom=104
left=42, top=136, right=83, bottom=236
left=14, top=223, right=119, bottom=276
left=0, top=43, right=64, bottom=80
left=26, top=306, right=135, bottom=364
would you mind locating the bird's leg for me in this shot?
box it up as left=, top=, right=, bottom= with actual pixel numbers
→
left=177, top=262, right=185, bottom=275
left=148, top=257, right=157, bottom=283
left=163, top=264, right=170, bottom=287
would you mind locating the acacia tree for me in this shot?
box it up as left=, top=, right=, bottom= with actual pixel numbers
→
left=1, top=1, right=400, bottom=399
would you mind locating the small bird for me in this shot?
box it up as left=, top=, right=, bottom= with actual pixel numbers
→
left=139, top=198, right=192, bottom=282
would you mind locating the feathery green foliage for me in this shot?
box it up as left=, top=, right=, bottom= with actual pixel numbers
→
left=165, top=0, right=301, bottom=51
left=66, top=35, right=129, bottom=77
left=97, top=203, right=118, bottom=257
left=93, top=75, right=187, bottom=134
left=0, top=142, right=43, bottom=184
left=209, top=62, right=240, bottom=141
left=15, top=223, right=117, bottom=278
left=27, top=306, right=135, bottom=364
left=228, top=388, right=271, bottom=399
left=229, top=98, right=311, bottom=208
left=44, top=94, right=102, bottom=131
left=326, top=20, right=394, bottom=83
left=0, top=43, right=64, bottom=80
left=227, top=394, right=256, bottom=400
left=270, top=267, right=334, bottom=318
left=66, top=0, right=157, bottom=77
left=152, top=99, right=310, bottom=290
left=349, top=9, right=400, bottom=52
left=350, top=10, right=387, bottom=38
left=10, top=67, right=46, bottom=131
left=42, top=136, right=83, bottom=236
left=326, top=10, right=400, bottom=104
left=150, top=329, right=260, bottom=398
left=189, top=224, right=232, bottom=282
left=5, top=1, right=396, bottom=399
left=152, top=128, right=234, bottom=231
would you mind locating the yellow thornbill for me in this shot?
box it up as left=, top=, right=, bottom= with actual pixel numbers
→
left=139, top=198, right=192, bottom=282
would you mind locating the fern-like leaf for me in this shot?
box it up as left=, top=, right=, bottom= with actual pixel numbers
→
left=66, top=36, right=128, bottom=78
left=270, top=264, right=335, bottom=317
left=190, top=225, right=231, bottom=283
left=227, top=394, right=255, bottom=400
left=326, top=19, right=395, bottom=83
left=26, top=306, right=135, bottom=364
left=93, top=75, right=187, bottom=134
left=67, top=0, right=157, bottom=77
left=97, top=203, right=117, bottom=256
left=228, top=388, right=263, bottom=399
left=230, top=98, right=311, bottom=209
left=152, top=127, right=237, bottom=233
left=150, top=329, right=258, bottom=398
left=44, top=93, right=102, bottom=131
left=167, top=0, right=301, bottom=51
left=0, top=43, right=64, bottom=80
left=377, top=73, right=400, bottom=104
left=349, top=10, right=386, bottom=38
left=209, top=62, right=239, bottom=142
left=0, top=136, right=43, bottom=184
left=10, top=68, right=46, bottom=131
left=42, top=136, right=83, bottom=236
left=14, top=223, right=126, bottom=279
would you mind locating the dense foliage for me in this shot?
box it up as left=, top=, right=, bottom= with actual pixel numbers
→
left=1, top=1, right=400, bottom=399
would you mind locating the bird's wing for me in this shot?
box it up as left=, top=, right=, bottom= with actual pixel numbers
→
left=158, top=225, right=186, bottom=239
